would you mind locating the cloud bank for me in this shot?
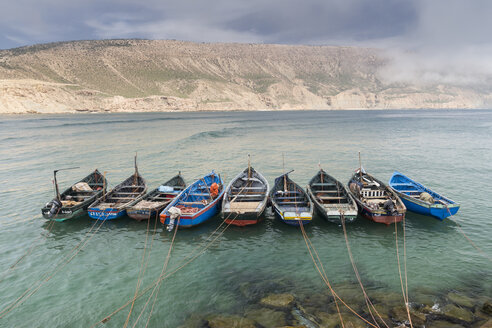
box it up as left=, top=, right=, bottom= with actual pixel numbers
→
left=1, top=0, right=491, bottom=87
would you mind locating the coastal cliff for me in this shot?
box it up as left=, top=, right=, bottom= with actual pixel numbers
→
left=0, top=39, right=490, bottom=113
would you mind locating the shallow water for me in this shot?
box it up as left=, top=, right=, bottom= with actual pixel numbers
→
left=0, top=109, right=491, bottom=327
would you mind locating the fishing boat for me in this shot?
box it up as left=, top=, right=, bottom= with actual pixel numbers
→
left=270, top=170, right=313, bottom=226
left=222, top=165, right=270, bottom=226
left=41, top=169, right=107, bottom=222
left=307, top=169, right=358, bottom=224
left=348, top=169, right=406, bottom=225
left=88, top=158, right=147, bottom=220
left=127, top=173, right=186, bottom=221
left=389, top=171, right=459, bottom=220
left=160, top=171, right=224, bottom=229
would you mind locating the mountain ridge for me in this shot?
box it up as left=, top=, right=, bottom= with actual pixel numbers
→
left=0, top=39, right=490, bottom=113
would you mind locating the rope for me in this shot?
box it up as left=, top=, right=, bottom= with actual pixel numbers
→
left=299, top=222, right=345, bottom=328
left=0, top=215, right=39, bottom=228
left=123, top=212, right=157, bottom=328
left=134, top=217, right=180, bottom=328
left=90, top=213, right=239, bottom=328
left=341, top=217, right=387, bottom=328
left=395, top=217, right=413, bottom=328
left=0, top=214, right=110, bottom=319
left=0, top=220, right=56, bottom=284
left=299, top=221, right=381, bottom=328
left=456, top=223, right=492, bottom=263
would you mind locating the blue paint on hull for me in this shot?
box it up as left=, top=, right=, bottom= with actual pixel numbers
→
left=88, top=207, right=126, bottom=220
left=389, top=171, right=460, bottom=221
left=160, top=171, right=224, bottom=228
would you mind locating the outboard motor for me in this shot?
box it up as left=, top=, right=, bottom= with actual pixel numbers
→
left=166, top=206, right=182, bottom=232
left=383, top=199, right=398, bottom=215
left=48, top=198, right=62, bottom=218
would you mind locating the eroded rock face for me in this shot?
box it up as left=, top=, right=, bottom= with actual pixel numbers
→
left=260, top=293, right=295, bottom=309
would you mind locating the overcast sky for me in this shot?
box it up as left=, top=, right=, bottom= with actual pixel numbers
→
left=1, top=0, right=491, bottom=83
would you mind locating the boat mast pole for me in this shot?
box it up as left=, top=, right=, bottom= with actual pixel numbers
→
left=248, top=154, right=251, bottom=179
left=282, top=153, right=287, bottom=191
left=358, top=151, right=363, bottom=182
left=53, top=167, right=79, bottom=201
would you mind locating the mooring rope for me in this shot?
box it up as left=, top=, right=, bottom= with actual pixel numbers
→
left=456, top=223, right=492, bottom=263
left=0, top=214, right=109, bottom=319
left=133, top=217, right=180, bottom=328
left=395, top=217, right=413, bottom=328
left=123, top=212, right=158, bottom=328
left=90, top=212, right=239, bottom=328
left=298, top=222, right=345, bottom=328
left=341, top=217, right=387, bottom=328
left=299, top=221, right=384, bottom=328
left=0, top=220, right=56, bottom=284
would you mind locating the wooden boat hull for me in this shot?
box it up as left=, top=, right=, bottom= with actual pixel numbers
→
left=270, top=173, right=313, bottom=227
left=128, top=174, right=186, bottom=221
left=312, top=201, right=358, bottom=224
left=272, top=206, right=312, bottom=226
left=160, top=171, right=224, bottom=229
left=357, top=202, right=404, bottom=225
left=397, top=193, right=459, bottom=220
left=161, top=196, right=222, bottom=228
left=41, top=169, right=107, bottom=221
left=87, top=208, right=127, bottom=220
left=41, top=206, right=86, bottom=222
left=221, top=167, right=269, bottom=226
left=307, top=170, right=358, bottom=225
left=223, top=209, right=266, bottom=226
left=348, top=170, right=406, bottom=226
left=389, top=171, right=459, bottom=221
left=88, top=170, right=147, bottom=221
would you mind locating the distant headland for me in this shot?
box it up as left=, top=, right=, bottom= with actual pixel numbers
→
left=0, top=39, right=491, bottom=114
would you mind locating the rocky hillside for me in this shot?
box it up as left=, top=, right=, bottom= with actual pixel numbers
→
left=0, top=39, right=490, bottom=113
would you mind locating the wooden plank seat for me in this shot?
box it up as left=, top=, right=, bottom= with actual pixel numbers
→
left=107, top=196, right=138, bottom=200
left=318, top=196, right=346, bottom=200
left=240, top=177, right=261, bottom=182
left=119, top=186, right=146, bottom=190
left=233, top=194, right=265, bottom=198
left=180, top=201, right=206, bottom=205
left=229, top=201, right=260, bottom=211
left=315, top=190, right=342, bottom=194
left=311, top=183, right=337, bottom=187
left=231, top=186, right=265, bottom=191
left=188, top=193, right=210, bottom=196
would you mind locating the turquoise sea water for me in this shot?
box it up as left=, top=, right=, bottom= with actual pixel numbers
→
left=0, top=110, right=491, bottom=327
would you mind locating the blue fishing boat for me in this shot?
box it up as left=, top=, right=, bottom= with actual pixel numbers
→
left=389, top=171, right=459, bottom=220
left=270, top=171, right=313, bottom=226
left=160, top=171, right=224, bottom=229
left=88, top=157, right=147, bottom=220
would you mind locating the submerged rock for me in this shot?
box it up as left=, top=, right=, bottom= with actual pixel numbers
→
left=206, top=314, right=256, bottom=328
left=442, top=304, right=474, bottom=323
left=260, top=293, right=295, bottom=309
left=447, top=292, right=475, bottom=308
left=483, top=301, right=492, bottom=316
left=245, top=307, right=287, bottom=327
left=427, top=320, right=465, bottom=328
left=389, top=305, right=426, bottom=327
